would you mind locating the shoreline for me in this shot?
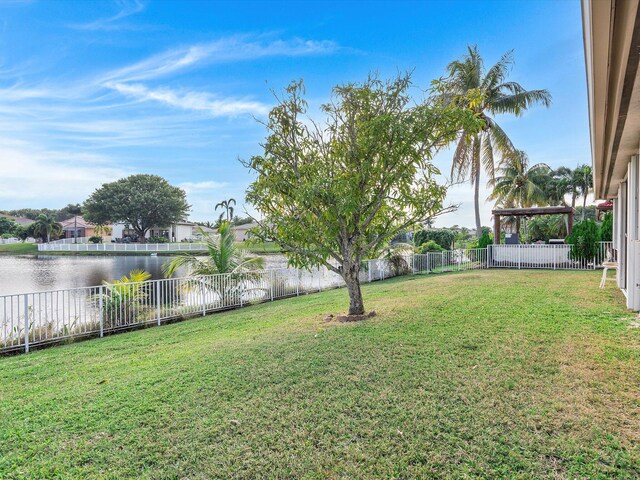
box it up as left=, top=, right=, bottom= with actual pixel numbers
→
left=0, top=243, right=284, bottom=257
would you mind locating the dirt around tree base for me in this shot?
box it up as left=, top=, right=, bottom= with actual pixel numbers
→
left=324, top=311, right=376, bottom=323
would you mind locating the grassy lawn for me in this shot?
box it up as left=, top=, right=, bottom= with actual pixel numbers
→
left=0, top=270, right=638, bottom=478
left=0, top=243, right=37, bottom=255
left=237, top=240, right=283, bottom=253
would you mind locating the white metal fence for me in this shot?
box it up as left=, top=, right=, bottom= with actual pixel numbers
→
left=38, top=242, right=209, bottom=252
left=488, top=241, right=614, bottom=270
left=0, top=250, right=491, bottom=354
left=1, top=244, right=616, bottom=354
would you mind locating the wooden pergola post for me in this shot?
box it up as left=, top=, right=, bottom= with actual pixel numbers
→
left=493, top=214, right=501, bottom=244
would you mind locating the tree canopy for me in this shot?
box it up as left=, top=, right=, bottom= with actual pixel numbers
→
left=244, top=74, right=480, bottom=315
left=84, top=174, right=190, bottom=243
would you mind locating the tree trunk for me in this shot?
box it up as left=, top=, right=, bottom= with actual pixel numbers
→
left=582, top=194, right=587, bottom=220
left=474, top=172, right=481, bottom=238
left=343, top=263, right=365, bottom=315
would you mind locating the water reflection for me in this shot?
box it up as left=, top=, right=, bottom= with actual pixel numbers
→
left=0, top=254, right=288, bottom=295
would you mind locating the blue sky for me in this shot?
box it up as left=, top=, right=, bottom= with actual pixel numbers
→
left=0, top=0, right=589, bottom=227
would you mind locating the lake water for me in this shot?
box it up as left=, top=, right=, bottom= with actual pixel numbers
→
left=0, top=254, right=290, bottom=295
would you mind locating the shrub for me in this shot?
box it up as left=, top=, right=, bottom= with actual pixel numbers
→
left=416, top=240, right=445, bottom=254
left=414, top=228, right=455, bottom=250
left=600, top=211, right=613, bottom=241
left=469, top=231, right=493, bottom=250
left=566, top=219, right=599, bottom=261
left=89, top=236, right=103, bottom=244
left=148, top=236, right=170, bottom=244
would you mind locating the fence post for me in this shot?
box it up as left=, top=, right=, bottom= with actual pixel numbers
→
left=239, top=275, right=244, bottom=307
left=156, top=281, right=161, bottom=326
left=24, top=295, right=29, bottom=353
left=368, top=261, right=372, bottom=283
left=518, top=245, right=521, bottom=269
left=441, top=251, right=445, bottom=273
left=270, top=270, right=274, bottom=301
left=296, top=269, right=300, bottom=296
left=201, top=277, right=206, bottom=316
left=99, top=285, right=104, bottom=337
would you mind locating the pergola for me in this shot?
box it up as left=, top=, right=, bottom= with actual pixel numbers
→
left=491, top=206, right=575, bottom=244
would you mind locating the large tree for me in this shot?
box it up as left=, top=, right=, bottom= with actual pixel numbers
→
left=84, top=174, right=190, bottom=243
left=445, top=45, right=552, bottom=236
left=244, top=74, right=479, bottom=316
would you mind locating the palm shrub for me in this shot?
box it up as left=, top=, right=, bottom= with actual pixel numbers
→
left=32, top=214, right=62, bottom=243
left=102, top=269, right=152, bottom=328
left=566, top=219, right=599, bottom=261
left=163, top=222, right=264, bottom=306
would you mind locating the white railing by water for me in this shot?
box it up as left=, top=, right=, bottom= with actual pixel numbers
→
left=38, top=242, right=209, bottom=252
left=1, top=244, right=615, bottom=354
left=0, top=257, right=412, bottom=352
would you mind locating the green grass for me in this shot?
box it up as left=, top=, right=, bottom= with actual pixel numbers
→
left=0, top=270, right=638, bottom=478
left=0, top=243, right=37, bottom=254
left=237, top=240, right=283, bottom=253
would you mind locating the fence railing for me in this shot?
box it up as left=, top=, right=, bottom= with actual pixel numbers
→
left=47, top=237, right=93, bottom=245
left=1, top=244, right=615, bottom=354
left=38, top=242, right=209, bottom=252
left=0, top=238, right=20, bottom=245
left=488, top=242, right=614, bottom=270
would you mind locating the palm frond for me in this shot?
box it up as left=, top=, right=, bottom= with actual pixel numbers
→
left=490, top=89, right=552, bottom=116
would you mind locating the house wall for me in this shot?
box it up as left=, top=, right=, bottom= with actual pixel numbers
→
left=612, top=154, right=640, bottom=310
left=172, top=224, right=193, bottom=242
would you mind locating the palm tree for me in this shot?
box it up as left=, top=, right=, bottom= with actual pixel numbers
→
left=214, top=198, right=236, bottom=223
left=445, top=45, right=552, bottom=236
left=488, top=150, right=550, bottom=234
left=543, top=167, right=575, bottom=234
left=102, top=269, right=152, bottom=327
left=163, top=222, right=264, bottom=306
left=32, top=214, right=62, bottom=243
left=573, top=165, right=593, bottom=219
left=163, top=221, right=263, bottom=277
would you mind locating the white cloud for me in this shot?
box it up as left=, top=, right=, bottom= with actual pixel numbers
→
left=179, top=181, right=228, bottom=194
left=0, top=139, right=128, bottom=206
left=100, top=36, right=339, bottom=83
left=106, top=82, right=269, bottom=116
left=69, top=0, right=146, bottom=31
